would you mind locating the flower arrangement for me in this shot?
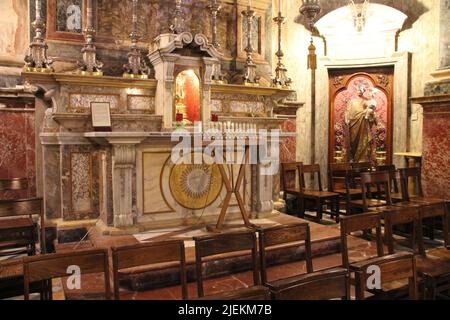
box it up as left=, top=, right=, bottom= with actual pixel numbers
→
left=334, top=123, right=345, bottom=151
left=375, top=124, right=386, bottom=151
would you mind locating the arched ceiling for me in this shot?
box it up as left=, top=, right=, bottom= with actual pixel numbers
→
left=294, top=0, right=429, bottom=31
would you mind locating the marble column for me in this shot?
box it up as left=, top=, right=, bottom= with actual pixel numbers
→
left=255, top=164, right=274, bottom=215
left=108, top=139, right=141, bottom=228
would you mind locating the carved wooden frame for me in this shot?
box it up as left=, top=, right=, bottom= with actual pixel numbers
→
left=328, top=67, right=394, bottom=165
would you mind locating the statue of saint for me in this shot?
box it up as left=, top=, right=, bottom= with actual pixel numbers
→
left=345, top=86, right=378, bottom=163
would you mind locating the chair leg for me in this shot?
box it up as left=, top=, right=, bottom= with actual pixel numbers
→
left=335, top=199, right=340, bottom=223
left=317, top=199, right=323, bottom=222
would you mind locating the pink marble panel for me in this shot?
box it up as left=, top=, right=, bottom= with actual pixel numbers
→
left=422, top=111, right=450, bottom=200
left=0, top=110, right=36, bottom=199
left=280, top=119, right=297, bottom=164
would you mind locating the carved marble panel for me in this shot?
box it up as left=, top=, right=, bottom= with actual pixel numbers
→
left=211, top=99, right=223, bottom=113
left=127, top=95, right=156, bottom=112
left=70, top=152, right=92, bottom=213
left=69, top=93, right=120, bottom=110
left=229, top=101, right=265, bottom=116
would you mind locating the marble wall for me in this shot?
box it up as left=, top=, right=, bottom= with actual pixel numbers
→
left=0, top=102, right=36, bottom=199
left=0, top=0, right=29, bottom=61
left=421, top=102, right=450, bottom=199
left=439, top=0, right=450, bottom=69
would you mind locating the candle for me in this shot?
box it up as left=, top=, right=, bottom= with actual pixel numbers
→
left=35, top=0, right=41, bottom=20
left=279, top=0, right=283, bottom=13
left=248, top=0, right=252, bottom=8
left=87, top=0, right=93, bottom=28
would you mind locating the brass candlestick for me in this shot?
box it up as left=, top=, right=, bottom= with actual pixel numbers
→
left=242, top=6, right=260, bottom=85
left=171, top=0, right=186, bottom=34
left=272, top=11, right=291, bottom=88
left=24, top=0, right=53, bottom=72
left=208, top=0, right=221, bottom=48
left=123, top=0, right=149, bottom=79
left=78, top=0, right=103, bottom=76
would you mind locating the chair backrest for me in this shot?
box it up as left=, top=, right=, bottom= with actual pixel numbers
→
left=194, top=230, right=259, bottom=298
left=360, top=171, right=393, bottom=209
left=300, top=164, right=323, bottom=191
left=383, top=206, right=421, bottom=255
left=418, top=202, right=450, bottom=255
left=281, top=163, right=301, bottom=193
left=112, top=240, right=188, bottom=300
left=0, top=178, right=28, bottom=191
left=398, top=167, right=424, bottom=200
left=328, top=163, right=352, bottom=192
left=258, top=223, right=313, bottom=285
left=340, top=212, right=384, bottom=269
left=352, top=162, right=372, bottom=173
left=197, top=286, right=271, bottom=300
left=271, top=268, right=350, bottom=300
left=353, top=252, right=417, bottom=300
left=23, top=249, right=111, bottom=300
left=0, top=198, right=46, bottom=253
left=376, top=165, right=399, bottom=193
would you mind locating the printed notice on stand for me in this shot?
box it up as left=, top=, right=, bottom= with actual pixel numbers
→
left=91, top=102, right=112, bottom=129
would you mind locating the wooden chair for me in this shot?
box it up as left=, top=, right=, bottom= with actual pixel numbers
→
left=299, top=164, right=340, bottom=222
left=399, top=167, right=448, bottom=240
left=0, top=197, right=46, bottom=256
left=258, top=223, right=350, bottom=300
left=193, top=230, right=265, bottom=299
left=375, top=165, right=402, bottom=202
left=329, top=163, right=363, bottom=216
left=383, top=205, right=450, bottom=299
left=349, top=171, right=391, bottom=214
left=23, top=249, right=111, bottom=300
left=112, top=240, right=188, bottom=300
left=416, top=204, right=450, bottom=299
left=340, top=212, right=418, bottom=300
left=350, top=162, right=372, bottom=188
left=281, top=163, right=302, bottom=215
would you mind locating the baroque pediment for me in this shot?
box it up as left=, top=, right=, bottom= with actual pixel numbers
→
left=150, top=32, right=223, bottom=61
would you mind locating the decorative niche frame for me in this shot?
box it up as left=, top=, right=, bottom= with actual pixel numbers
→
left=237, top=4, right=266, bottom=63
left=47, top=0, right=86, bottom=42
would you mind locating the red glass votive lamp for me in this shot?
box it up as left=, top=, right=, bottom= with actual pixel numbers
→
left=176, top=113, right=184, bottom=122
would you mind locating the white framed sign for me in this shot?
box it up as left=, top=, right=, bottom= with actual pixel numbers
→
left=91, top=102, right=112, bottom=130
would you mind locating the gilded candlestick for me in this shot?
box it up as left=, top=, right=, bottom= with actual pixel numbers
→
left=208, top=0, right=222, bottom=48
left=272, top=11, right=291, bottom=88
left=78, top=0, right=103, bottom=76
left=24, top=0, right=53, bottom=72
left=123, top=0, right=150, bottom=79
left=242, top=5, right=259, bottom=85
